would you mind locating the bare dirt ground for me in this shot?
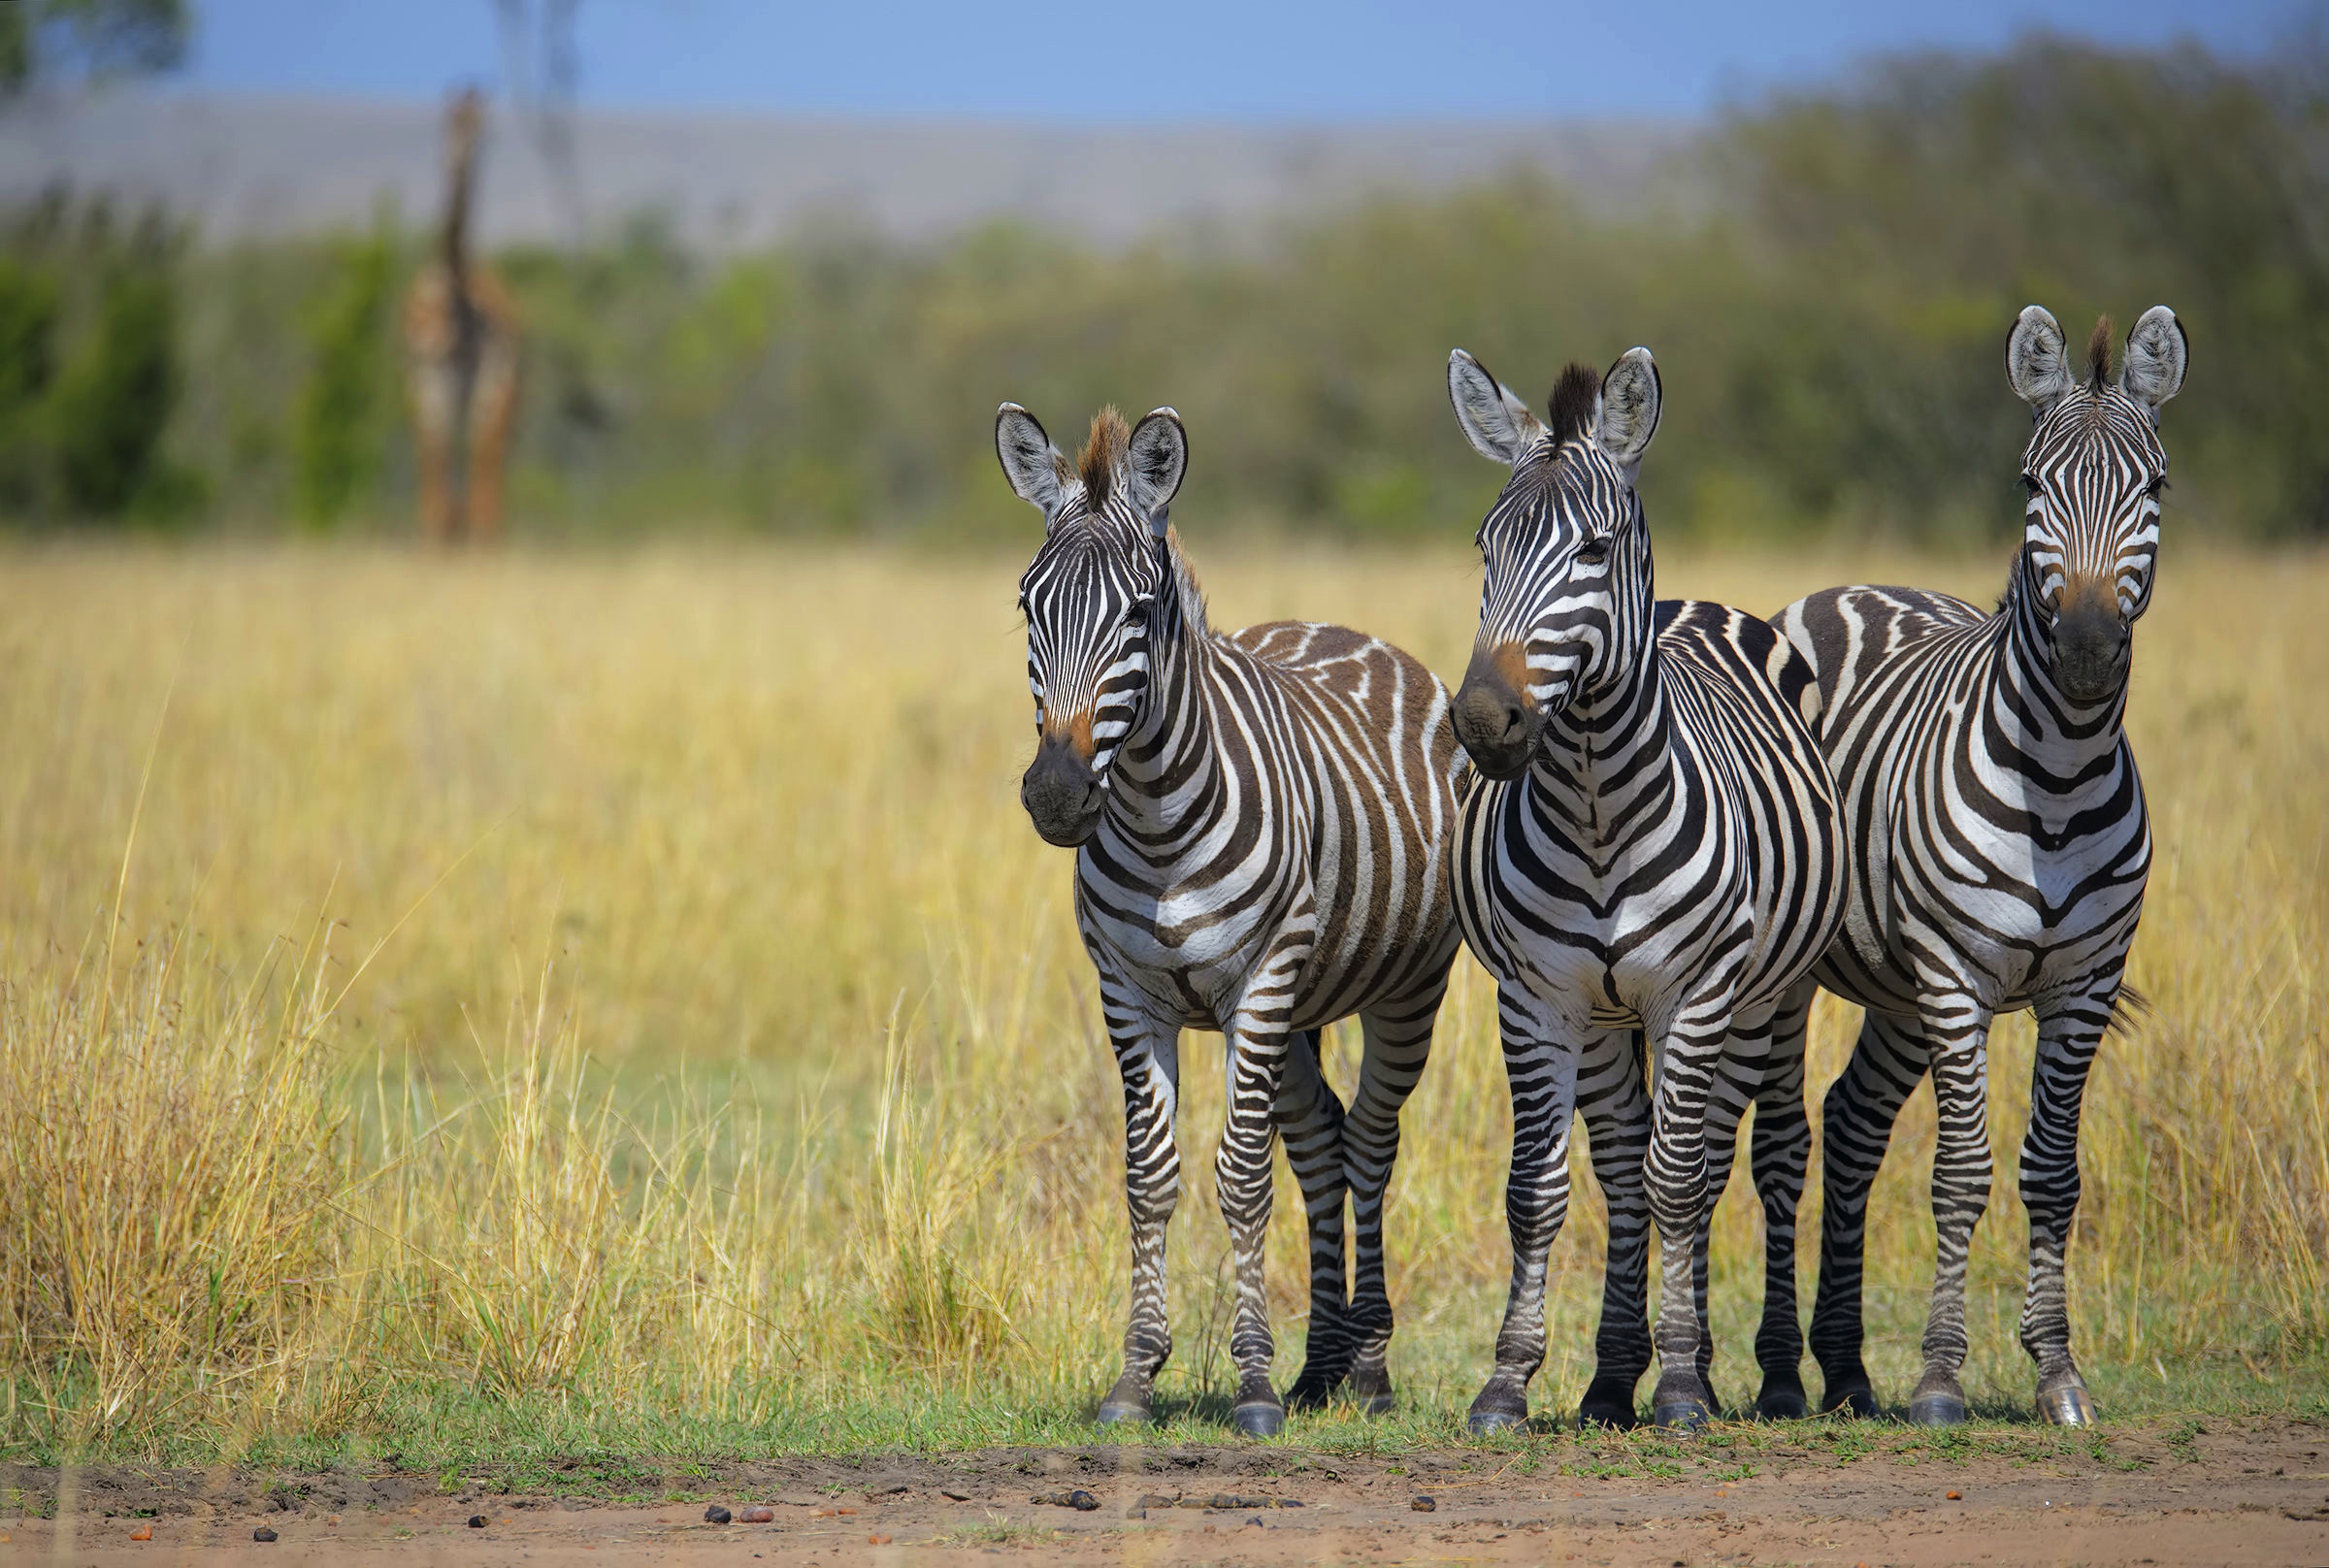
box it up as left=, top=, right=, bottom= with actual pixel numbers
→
left=7, top=1417, right=2328, bottom=1566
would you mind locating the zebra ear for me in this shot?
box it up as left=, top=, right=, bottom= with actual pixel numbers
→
left=1126, top=407, right=1187, bottom=531
left=1448, top=348, right=1544, bottom=466
left=2006, top=306, right=2072, bottom=414
left=2120, top=306, right=2186, bottom=421
left=996, top=403, right=1067, bottom=518
left=1595, top=347, right=1660, bottom=476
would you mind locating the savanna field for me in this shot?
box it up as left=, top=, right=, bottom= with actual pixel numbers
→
left=0, top=538, right=2324, bottom=1470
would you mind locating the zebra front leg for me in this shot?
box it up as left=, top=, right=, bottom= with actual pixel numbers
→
left=1338, top=980, right=1446, bottom=1417
left=1746, top=980, right=1816, bottom=1420
left=1097, top=990, right=1184, bottom=1425
left=1906, top=987, right=1996, bottom=1426
left=1808, top=1008, right=1929, bottom=1416
left=1577, top=1028, right=1653, bottom=1428
left=1467, top=983, right=1580, bottom=1435
left=2018, top=973, right=2119, bottom=1426
left=1276, top=1029, right=1354, bottom=1414
left=1687, top=1031, right=1762, bottom=1417
left=1645, top=1004, right=1731, bottom=1430
left=1215, top=941, right=1310, bottom=1437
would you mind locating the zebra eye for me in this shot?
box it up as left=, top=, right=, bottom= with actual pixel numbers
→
left=1575, top=534, right=1611, bottom=565
left=2020, top=474, right=2045, bottom=498
left=2144, top=475, right=2169, bottom=499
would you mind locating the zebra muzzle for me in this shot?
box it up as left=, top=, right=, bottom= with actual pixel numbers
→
left=2051, top=593, right=2129, bottom=705
left=1022, top=738, right=1105, bottom=847
left=1452, top=649, right=1539, bottom=780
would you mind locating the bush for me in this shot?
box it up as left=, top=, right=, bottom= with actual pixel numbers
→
left=53, top=262, right=183, bottom=518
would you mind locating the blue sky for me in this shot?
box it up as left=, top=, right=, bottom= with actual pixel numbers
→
left=185, top=0, right=2294, bottom=120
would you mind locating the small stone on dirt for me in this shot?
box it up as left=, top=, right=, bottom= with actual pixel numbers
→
left=252, top=1526, right=279, bottom=1542
left=941, top=1488, right=970, bottom=1502
left=704, top=1505, right=732, bottom=1524
left=869, top=1533, right=893, bottom=1545
left=1411, top=1494, right=1437, bottom=1513
left=1947, top=1490, right=1963, bottom=1500
left=1032, top=1488, right=1099, bottom=1511
left=467, top=1515, right=487, bottom=1528
left=739, top=1506, right=775, bottom=1523
left=129, top=1526, right=151, bottom=1540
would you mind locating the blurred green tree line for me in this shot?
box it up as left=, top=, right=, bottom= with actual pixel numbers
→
left=0, top=33, right=2320, bottom=540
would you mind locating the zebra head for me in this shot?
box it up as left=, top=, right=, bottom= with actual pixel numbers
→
left=996, top=401, right=1189, bottom=847
left=1444, top=347, right=1661, bottom=780
left=2005, top=305, right=2187, bottom=706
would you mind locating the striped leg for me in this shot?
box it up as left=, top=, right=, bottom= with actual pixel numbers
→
left=1466, top=982, right=1581, bottom=1435
left=1338, top=979, right=1447, bottom=1416
left=1577, top=1029, right=1654, bottom=1428
left=1809, top=1008, right=1930, bottom=1414
left=1645, top=995, right=1738, bottom=1429
left=1688, top=1028, right=1763, bottom=1415
left=2018, top=971, right=2119, bottom=1426
left=1906, top=988, right=1995, bottom=1425
left=1096, top=977, right=1184, bottom=1425
left=1279, top=1029, right=1355, bottom=1413
left=1216, top=936, right=1313, bottom=1437
left=1746, top=980, right=1815, bottom=1418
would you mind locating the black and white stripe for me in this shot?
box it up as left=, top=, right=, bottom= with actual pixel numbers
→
left=1443, top=348, right=1847, bottom=1431
left=999, top=402, right=1465, bottom=1434
left=1773, top=305, right=2187, bottom=1426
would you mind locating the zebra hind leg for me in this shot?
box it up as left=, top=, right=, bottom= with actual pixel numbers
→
left=1808, top=1009, right=1929, bottom=1418
left=1276, top=1029, right=1355, bottom=1414
left=1577, top=1029, right=1652, bottom=1428
left=1339, top=988, right=1442, bottom=1417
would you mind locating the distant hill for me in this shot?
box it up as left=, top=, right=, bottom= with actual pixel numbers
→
left=0, top=92, right=1690, bottom=247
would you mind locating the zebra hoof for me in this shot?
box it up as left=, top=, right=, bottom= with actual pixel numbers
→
left=1348, top=1367, right=1395, bottom=1418
left=1652, top=1371, right=1715, bottom=1431
left=1819, top=1375, right=1879, bottom=1418
left=1096, top=1397, right=1153, bottom=1427
left=1284, top=1378, right=1338, bottom=1415
left=2037, top=1383, right=2096, bottom=1427
left=1584, top=1379, right=1639, bottom=1435
left=1465, top=1378, right=1531, bottom=1437
left=1754, top=1386, right=1811, bottom=1421
left=1231, top=1399, right=1287, bottom=1438
left=1906, top=1392, right=1968, bottom=1426
left=1652, top=1398, right=1713, bottom=1431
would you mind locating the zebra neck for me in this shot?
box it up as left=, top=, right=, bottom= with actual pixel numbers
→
left=1108, top=538, right=1219, bottom=801
left=1994, top=555, right=2132, bottom=767
left=1532, top=617, right=1672, bottom=831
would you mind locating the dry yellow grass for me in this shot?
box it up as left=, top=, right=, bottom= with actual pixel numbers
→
left=0, top=539, right=2321, bottom=1458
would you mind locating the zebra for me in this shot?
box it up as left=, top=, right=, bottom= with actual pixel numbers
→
left=1443, top=346, right=1847, bottom=1431
left=1773, top=305, right=2187, bottom=1427
left=997, top=401, right=1465, bottom=1435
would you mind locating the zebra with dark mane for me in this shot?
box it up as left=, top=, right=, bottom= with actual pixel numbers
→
left=1443, top=347, right=1846, bottom=1431
left=1775, top=306, right=2186, bottom=1426
left=998, top=402, right=1464, bottom=1434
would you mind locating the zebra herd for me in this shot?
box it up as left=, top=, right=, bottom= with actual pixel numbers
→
left=997, top=303, right=2187, bottom=1436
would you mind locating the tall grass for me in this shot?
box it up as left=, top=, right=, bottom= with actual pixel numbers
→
left=0, top=540, right=2321, bottom=1460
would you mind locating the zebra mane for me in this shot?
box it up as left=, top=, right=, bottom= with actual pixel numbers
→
left=1548, top=363, right=1601, bottom=446
left=1079, top=407, right=1131, bottom=504
left=2085, top=315, right=2114, bottom=388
